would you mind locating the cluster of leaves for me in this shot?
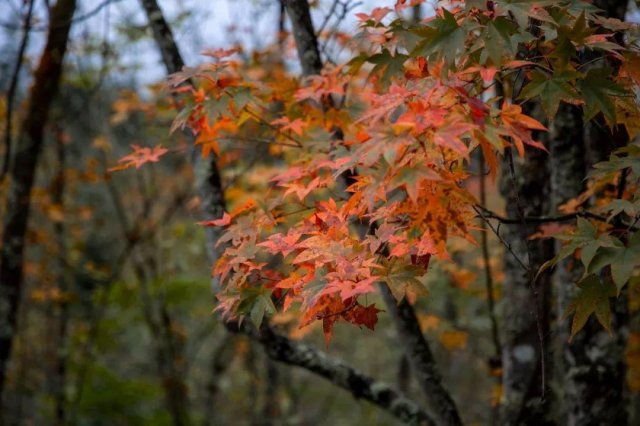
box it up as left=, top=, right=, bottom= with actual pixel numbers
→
left=544, top=142, right=640, bottom=337
left=118, top=1, right=640, bottom=343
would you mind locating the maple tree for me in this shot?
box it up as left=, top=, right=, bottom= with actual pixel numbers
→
left=146, top=0, right=640, bottom=346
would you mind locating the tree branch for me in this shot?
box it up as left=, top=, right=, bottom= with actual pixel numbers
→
left=225, top=322, right=434, bottom=426
left=475, top=204, right=640, bottom=232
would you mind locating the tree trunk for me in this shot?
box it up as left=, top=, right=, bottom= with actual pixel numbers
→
left=52, top=125, right=70, bottom=425
left=499, top=103, right=553, bottom=425
left=555, top=100, right=629, bottom=426
left=552, top=2, right=630, bottom=423
left=593, top=0, right=628, bottom=21
left=0, top=0, right=77, bottom=401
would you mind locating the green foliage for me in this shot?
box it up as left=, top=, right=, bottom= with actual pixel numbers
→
left=566, top=274, right=617, bottom=338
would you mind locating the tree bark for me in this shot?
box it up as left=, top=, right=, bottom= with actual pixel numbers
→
left=546, top=103, right=625, bottom=426
left=498, top=103, right=554, bottom=425
left=254, top=324, right=435, bottom=426
left=380, top=286, right=463, bottom=426
left=282, top=0, right=323, bottom=77
left=0, top=0, right=77, bottom=401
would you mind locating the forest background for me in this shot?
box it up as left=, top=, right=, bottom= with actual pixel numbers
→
left=1, top=1, right=640, bottom=425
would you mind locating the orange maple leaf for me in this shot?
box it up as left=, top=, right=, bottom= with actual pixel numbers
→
left=109, top=145, right=169, bottom=171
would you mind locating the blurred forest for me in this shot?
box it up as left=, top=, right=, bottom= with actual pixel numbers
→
left=0, top=1, right=639, bottom=425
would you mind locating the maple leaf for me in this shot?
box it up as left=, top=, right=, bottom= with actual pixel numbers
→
left=411, top=8, right=466, bottom=65
left=110, top=145, right=169, bottom=171
left=282, top=176, right=322, bottom=202
left=271, top=117, right=308, bottom=136
left=270, top=166, right=304, bottom=185
left=500, top=103, right=547, bottom=156
left=576, top=67, right=628, bottom=124
left=518, top=69, right=583, bottom=118
left=201, top=46, right=242, bottom=60
left=566, top=274, right=616, bottom=339
left=433, top=122, right=474, bottom=157
left=383, top=261, right=429, bottom=302
left=258, top=231, right=301, bottom=257
left=356, top=7, right=392, bottom=24
left=198, top=212, right=232, bottom=227
left=344, top=303, right=382, bottom=330
left=389, top=164, right=442, bottom=204
left=404, top=56, right=429, bottom=80
left=324, top=276, right=378, bottom=302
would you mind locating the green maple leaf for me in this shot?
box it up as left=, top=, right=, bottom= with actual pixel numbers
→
left=576, top=67, right=628, bottom=124
left=367, top=49, right=409, bottom=84
left=237, top=288, right=276, bottom=328
left=480, top=17, right=528, bottom=66
left=587, top=232, right=640, bottom=292
left=537, top=218, right=597, bottom=278
left=499, top=0, right=556, bottom=28
left=519, top=68, right=582, bottom=117
left=411, top=8, right=467, bottom=65
left=383, top=262, right=428, bottom=302
left=566, top=274, right=616, bottom=339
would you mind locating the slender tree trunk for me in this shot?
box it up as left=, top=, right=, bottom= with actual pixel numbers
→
left=52, top=125, right=70, bottom=425
left=0, top=0, right=77, bottom=401
left=203, top=333, right=237, bottom=425
left=1, top=0, right=35, bottom=181
left=498, top=102, right=553, bottom=425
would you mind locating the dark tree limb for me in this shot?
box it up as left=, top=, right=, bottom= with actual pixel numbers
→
left=475, top=205, right=639, bottom=232
left=232, top=323, right=435, bottom=426
left=0, top=0, right=77, bottom=400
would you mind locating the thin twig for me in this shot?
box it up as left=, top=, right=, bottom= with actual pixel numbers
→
left=475, top=204, right=640, bottom=232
